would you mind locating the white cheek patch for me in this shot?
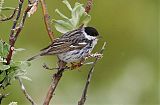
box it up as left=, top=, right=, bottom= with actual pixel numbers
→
left=83, top=30, right=96, bottom=40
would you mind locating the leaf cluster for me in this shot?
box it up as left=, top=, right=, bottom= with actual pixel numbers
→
left=0, top=40, right=31, bottom=89
left=8, top=102, right=18, bottom=105
left=53, top=0, right=91, bottom=33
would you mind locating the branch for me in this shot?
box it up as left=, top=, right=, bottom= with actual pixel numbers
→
left=43, top=60, right=66, bottom=105
left=14, top=4, right=32, bottom=40
left=0, top=93, right=9, bottom=104
left=79, top=0, right=93, bottom=28
left=17, top=77, right=37, bottom=105
left=4, top=0, right=38, bottom=104
left=40, top=0, right=55, bottom=41
left=0, top=8, right=17, bottom=22
left=78, top=42, right=107, bottom=105
left=6, top=0, right=24, bottom=65
left=85, top=0, right=93, bottom=14
left=6, top=0, right=35, bottom=64
left=39, top=0, right=67, bottom=105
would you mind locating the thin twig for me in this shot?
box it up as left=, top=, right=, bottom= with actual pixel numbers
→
left=78, top=42, right=107, bottom=105
left=79, top=0, right=93, bottom=28
left=0, top=8, right=17, bottom=21
left=77, top=1, right=95, bottom=104
left=40, top=0, right=54, bottom=41
left=14, top=4, right=32, bottom=40
left=0, top=93, right=9, bottom=104
left=85, top=0, right=93, bottom=14
left=17, top=77, right=37, bottom=105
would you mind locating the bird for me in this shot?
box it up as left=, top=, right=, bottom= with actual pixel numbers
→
left=27, top=26, right=100, bottom=69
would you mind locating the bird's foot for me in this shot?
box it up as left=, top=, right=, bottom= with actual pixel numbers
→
left=89, top=53, right=103, bottom=59
left=70, top=62, right=83, bottom=70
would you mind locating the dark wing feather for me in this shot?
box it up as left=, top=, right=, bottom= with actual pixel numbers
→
left=40, top=28, right=90, bottom=56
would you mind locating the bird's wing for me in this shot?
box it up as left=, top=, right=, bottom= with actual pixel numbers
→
left=40, top=31, right=90, bottom=55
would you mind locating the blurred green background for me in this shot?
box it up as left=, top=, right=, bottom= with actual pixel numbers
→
left=0, top=0, right=159, bottom=105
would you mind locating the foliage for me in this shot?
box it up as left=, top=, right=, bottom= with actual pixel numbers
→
left=0, top=40, right=31, bottom=89
left=8, top=102, right=17, bottom=105
left=53, top=0, right=91, bottom=33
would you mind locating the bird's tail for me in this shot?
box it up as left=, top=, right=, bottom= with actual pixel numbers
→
left=27, top=54, right=41, bottom=61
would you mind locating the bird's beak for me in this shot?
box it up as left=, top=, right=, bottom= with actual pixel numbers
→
left=97, top=35, right=103, bottom=39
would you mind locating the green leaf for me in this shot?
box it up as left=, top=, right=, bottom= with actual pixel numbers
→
left=18, top=61, right=31, bottom=72
left=0, top=71, right=6, bottom=82
left=0, top=63, right=10, bottom=71
left=71, top=3, right=85, bottom=27
left=54, top=0, right=91, bottom=33
left=9, top=61, right=31, bottom=80
left=2, top=76, right=11, bottom=87
left=11, top=61, right=31, bottom=70
left=19, top=76, right=31, bottom=81
left=54, top=19, right=74, bottom=33
left=0, top=40, right=10, bottom=58
left=55, top=9, right=69, bottom=20
left=9, top=102, right=18, bottom=105
left=0, top=57, right=2, bottom=62
left=0, top=59, right=7, bottom=63
left=62, top=0, right=72, bottom=11
left=0, top=41, right=3, bottom=56
left=81, top=12, right=91, bottom=26
left=14, top=48, right=25, bottom=52
left=3, top=42, right=9, bottom=57
left=0, top=13, right=6, bottom=19
left=10, top=61, right=21, bottom=67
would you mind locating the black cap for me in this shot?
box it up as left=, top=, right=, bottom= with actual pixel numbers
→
left=84, top=27, right=99, bottom=36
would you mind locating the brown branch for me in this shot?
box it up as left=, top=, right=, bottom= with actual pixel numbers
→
left=78, top=42, right=107, bottom=105
left=0, top=8, right=17, bottom=22
left=40, top=0, right=55, bottom=41
left=4, top=0, right=37, bottom=104
left=79, top=0, right=93, bottom=28
left=39, top=0, right=67, bottom=105
left=85, top=0, right=93, bottom=14
left=6, top=0, right=35, bottom=64
left=43, top=60, right=66, bottom=105
left=17, top=77, right=37, bottom=105
left=14, top=4, right=32, bottom=40
left=6, top=0, right=24, bottom=65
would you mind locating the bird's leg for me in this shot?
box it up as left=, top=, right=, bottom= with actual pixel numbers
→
left=70, top=62, right=83, bottom=70
left=70, top=58, right=85, bottom=70
left=70, top=63, right=76, bottom=70
left=58, top=60, right=67, bottom=70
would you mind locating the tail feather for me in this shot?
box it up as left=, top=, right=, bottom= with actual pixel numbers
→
left=27, top=54, right=41, bottom=61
